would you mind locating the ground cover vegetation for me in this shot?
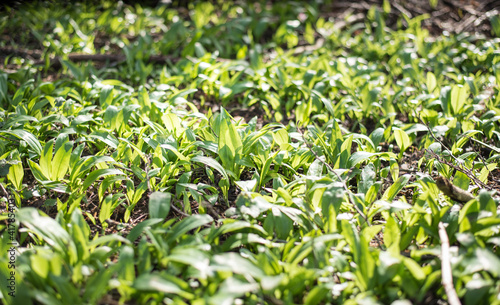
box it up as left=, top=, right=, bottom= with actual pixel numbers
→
left=0, top=0, right=499, bottom=304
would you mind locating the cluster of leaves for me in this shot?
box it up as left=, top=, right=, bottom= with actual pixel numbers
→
left=0, top=1, right=500, bottom=304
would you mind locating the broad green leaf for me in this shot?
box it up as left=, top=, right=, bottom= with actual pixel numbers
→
left=82, top=266, right=116, bottom=302
left=39, top=139, right=54, bottom=180
left=89, top=234, right=130, bottom=248
left=149, top=191, right=171, bottom=219
left=134, top=273, right=194, bottom=299
left=162, top=113, right=183, bottom=137
left=192, top=156, right=228, bottom=180
left=7, top=151, right=23, bottom=190
left=159, top=143, right=189, bottom=162
left=382, top=175, right=410, bottom=201
left=384, top=215, right=400, bottom=255
left=217, top=108, right=242, bottom=174
left=168, top=88, right=197, bottom=101
left=101, top=79, right=126, bottom=86
left=28, top=159, right=49, bottom=182
left=4, top=130, right=44, bottom=155
left=426, top=72, right=437, bottom=93
left=450, top=85, right=468, bottom=114
left=70, top=156, right=115, bottom=183
left=221, top=232, right=272, bottom=251
left=479, top=163, right=497, bottom=184
left=99, top=194, right=122, bottom=223
left=52, top=141, right=73, bottom=181
left=11, top=79, right=33, bottom=107
left=17, top=208, right=77, bottom=263
left=273, top=128, right=289, bottom=146
left=403, top=257, right=426, bottom=281
left=348, top=151, right=375, bottom=167
left=127, top=218, right=164, bottom=242
left=212, top=252, right=264, bottom=279
left=82, top=169, right=124, bottom=189
left=453, top=171, right=470, bottom=191
left=394, top=128, right=410, bottom=155
left=89, top=131, right=119, bottom=149
left=304, top=285, right=329, bottom=305
left=347, top=151, right=395, bottom=167
left=491, top=15, right=500, bottom=37
left=166, top=214, right=213, bottom=243
left=117, top=246, right=135, bottom=282
left=0, top=73, right=9, bottom=104
left=473, top=248, right=500, bottom=277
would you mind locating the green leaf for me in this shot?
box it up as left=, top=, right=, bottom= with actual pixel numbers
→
left=0, top=73, right=9, bottom=104
left=117, top=246, right=135, bottom=282
left=348, top=151, right=394, bottom=167
left=82, top=169, right=124, bottom=189
left=149, top=191, right=171, bottom=219
left=134, top=273, right=194, bottom=299
left=474, top=248, right=500, bottom=277
left=304, top=285, right=329, bottom=305
left=52, top=141, right=73, bottom=181
left=127, top=218, right=164, bottom=242
left=99, top=194, right=123, bottom=223
left=453, top=171, right=470, bottom=191
left=450, top=85, right=468, bottom=114
left=89, top=131, right=119, bottom=149
left=28, top=159, right=49, bottom=182
left=82, top=266, right=115, bottom=302
left=192, top=156, right=228, bottom=180
left=1, top=130, right=42, bottom=155
left=490, top=15, right=500, bottom=37
left=39, top=139, right=54, bottom=180
left=402, top=257, right=426, bottom=281
left=212, top=252, right=264, bottom=279
left=382, top=175, right=410, bottom=201
left=426, top=72, right=437, bottom=93
left=70, top=156, right=115, bottom=184
left=273, top=128, right=289, bottom=146
left=479, top=163, right=496, bottom=184
left=17, top=208, right=77, bottom=262
left=384, top=215, right=401, bottom=255
left=217, top=108, right=242, bottom=175
left=166, top=214, right=213, bottom=243
left=89, top=234, right=130, bottom=248
left=349, top=151, right=376, bottom=167
left=7, top=151, right=23, bottom=190
left=394, top=128, right=410, bottom=156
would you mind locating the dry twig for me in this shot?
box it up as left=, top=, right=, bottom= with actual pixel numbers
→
left=418, top=116, right=488, bottom=189
left=427, top=149, right=488, bottom=190
left=0, top=182, right=10, bottom=201
left=438, top=222, right=462, bottom=305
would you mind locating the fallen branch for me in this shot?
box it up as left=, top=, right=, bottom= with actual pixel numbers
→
left=0, top=46, right=43, bottom=59
left=170, top=202, right=191, bottom=218
left=105, top=218, right=131, bottom=228
left=435, top=176, right=475, bottom=203
left=438, top=222, right=462, bottom=305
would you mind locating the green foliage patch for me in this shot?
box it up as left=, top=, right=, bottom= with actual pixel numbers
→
left=0, top=1, right=499, bottom=304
